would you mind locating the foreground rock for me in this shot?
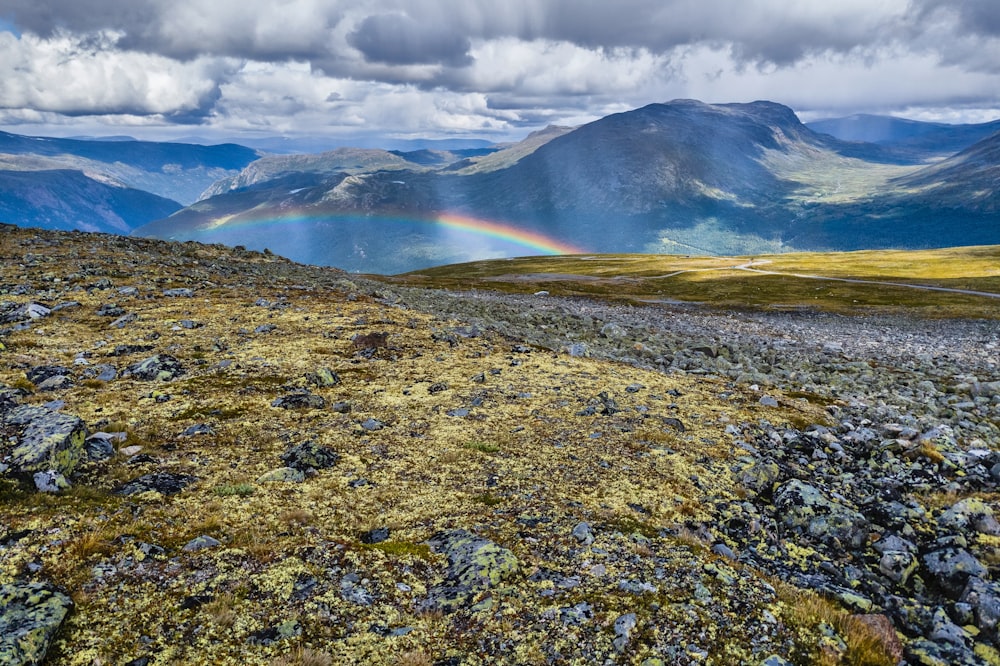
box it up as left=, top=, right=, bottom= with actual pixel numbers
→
left=0, top=582, right=73, bottom=666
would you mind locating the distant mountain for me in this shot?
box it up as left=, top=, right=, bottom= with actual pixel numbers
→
left=0, top=131, right=260, bottom=204
left=0, top=169, right=182, bottom=234
left=134, top=100, right=1000, bottom=273
left=136, top=100, right=1000, bottom=273
left=807, top=114, right=1000, bottom=161
left=173, top=134, right=497, bottom=154
left=894, top=130, right=1000, bottom=209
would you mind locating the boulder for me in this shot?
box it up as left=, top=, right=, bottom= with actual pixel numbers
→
left=0, top=581, right=73, bottom=666
left=281, top=441, right=340, bottom=470
left=773, top=479, right=868, bottom=548
left=939, top=497, right=1000, bottom=536
left=124, top=355, right=185, bottom=382
left=423, top=530, right=519, bottom=612
left=8, top=409, right=88, bottom=477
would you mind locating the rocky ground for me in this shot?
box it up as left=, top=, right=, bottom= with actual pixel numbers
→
left=1, top=225, right=999, bottom=665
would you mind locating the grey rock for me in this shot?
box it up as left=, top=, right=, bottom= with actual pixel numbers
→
left=271, top=391, right=325, bottom=410
left=182, top=535, right=221, bottom=552
left=921, top=547, right=988, bottom=596
left=124, top=354, right=185, bottom=381
left=361, top=418, right=385, bottom=431
left=163, top=288, right=194, bottom=297
left=116, top=472, right=197, bottom=496
left=0, top=581, right=73, bottom=666
left=281, top=440, right=339, bottom=470
left=32, top=470, right=70, bottom=493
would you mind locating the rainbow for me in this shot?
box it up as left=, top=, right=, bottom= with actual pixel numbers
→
left=197, top=210, right=585, bottom=256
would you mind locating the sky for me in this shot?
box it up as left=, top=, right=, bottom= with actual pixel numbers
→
left=1, top=0, right=999, bottom=144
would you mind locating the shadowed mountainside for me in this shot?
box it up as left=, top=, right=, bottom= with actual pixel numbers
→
left=0, top=169, right=183, bottom=234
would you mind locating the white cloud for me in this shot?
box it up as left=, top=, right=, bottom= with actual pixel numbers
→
left=0, top=30, right=232, bottom=117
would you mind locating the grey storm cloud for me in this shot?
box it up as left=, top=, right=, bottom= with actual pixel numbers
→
left=0, top=0, right=924, bottom=66
left=347, top=13, right=472, bottom=66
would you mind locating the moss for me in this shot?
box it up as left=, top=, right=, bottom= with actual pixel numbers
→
left=462, top=441, right=499, bottom=454
left=214, top=483, right=256, bottom=497
left=360, top=541, right=434, bottom=561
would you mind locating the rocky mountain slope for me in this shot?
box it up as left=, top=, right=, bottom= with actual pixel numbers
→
left=135, top=100, right=1000, bottom=273
left=2, top=225, right=1000, bottom=665
left=0, top=169, right=183, bottom=234
left=0, top=131, right=260, bottom=205
left=806, top=114, right=1000, bottom=161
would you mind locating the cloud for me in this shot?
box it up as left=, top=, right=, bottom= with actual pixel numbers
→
left=0, top=0, right=998, bottom=138
left=347, top=12, right=472, bottom=66
left=0, top=30, right=232, bottom=117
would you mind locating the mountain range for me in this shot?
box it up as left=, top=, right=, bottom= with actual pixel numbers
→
left=2, top=101, right=998, bottom=273
left=0, top=132, right=260, bottom=234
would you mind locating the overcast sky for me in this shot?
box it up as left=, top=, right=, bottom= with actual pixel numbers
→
left=1, top=0, right=999, bottom=143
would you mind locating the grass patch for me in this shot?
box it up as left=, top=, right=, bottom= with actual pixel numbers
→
left=776, top=582, right=898, bottom=666
left=384, top=246, right=1000, bottom=319
left=213, top=482, right=256, bottom=497
left=462, top=441, right=499, bottom=454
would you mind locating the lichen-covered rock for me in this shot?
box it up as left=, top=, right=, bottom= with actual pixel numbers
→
left=939, top=497, right=1000, bottom=536
left=33, top=470, right=70, bottom=493
left=281, top=440, right=340, bottom=470
left=0, top=581, right=73, bottom=666
left=773, top=479, right=868, bottom=548
left=124, top=354, right=185, bottom=381
left=256, top=467, right=305, bottom=483
left=922, top=546, right=988, bottom=597
left=961, top=577, right=1000, bottom=636
left=0, top=302, right=50, bottom=324
left=271, top=391, right=325, bottom=410
left=423, top=530, right=519, bottom=612
left=115, top=472, right=197, bottom=496
left=737, top=460, right=781, bottom=497
left=9, top=410, right=88, bottom=477
left=306, top=367, right=340, bottom=387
